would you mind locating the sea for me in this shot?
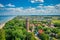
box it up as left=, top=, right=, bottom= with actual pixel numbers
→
left=0, top=15, right=16, bottom=24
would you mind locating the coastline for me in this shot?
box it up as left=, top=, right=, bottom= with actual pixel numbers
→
left=0, top=23, right=5, bottom=29
left=0, top=16, right=16, bottom=29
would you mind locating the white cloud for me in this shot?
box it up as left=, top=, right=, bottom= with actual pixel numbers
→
left=6, top=3, right=15, bottom=7
left=39, top=4, right=43, bottom=6
left=56, top=4, right=60, bottom=7
left=0, top=4, right=60, bottom=15
left=31, top=0, right=44, bottom=3
left=0, top=4, right=4, bottom=7
left=31, top=0, right=35, bottom=3
left=37, top=4, right=60, bottom=15
left=39, top=0, right=44, bottom=2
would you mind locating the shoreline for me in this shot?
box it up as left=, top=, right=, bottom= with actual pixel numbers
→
left=0, top=23, right=5, bottom=29
left=0, top=16, right=16, bottom=29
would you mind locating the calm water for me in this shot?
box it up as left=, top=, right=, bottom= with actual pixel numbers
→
left=0, top=15, right=16, bottom=24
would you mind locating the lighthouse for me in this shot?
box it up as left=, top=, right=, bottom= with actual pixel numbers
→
left=26, top=18, right=30, bottom=32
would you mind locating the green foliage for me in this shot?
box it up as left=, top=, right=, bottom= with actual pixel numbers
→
left=3, top=19, right=27, bottom=40
left=3, top=18, right=37, bottom=40
left=0, top=29, right=5, bottom=40
left=38, top=33, right=49, bottom=40
left=26, top=32, right=37, bottom=40
left=43, top=27, right=51, bottom=34
left=0, top=16, right=60, bottom=40
left=51, top=28, right=60, bottom=33
left=57, top=32, right=60, bottom=39
left=51, top=37, right=57, bottom=40
left=54, top=23, right=60, bottom=27
left=52, top=20, right=60, bottom=27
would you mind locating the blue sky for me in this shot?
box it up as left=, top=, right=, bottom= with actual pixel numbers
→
left=0, top=0, right=60, bottom=15
left=0, top=0, right=60, bottom=7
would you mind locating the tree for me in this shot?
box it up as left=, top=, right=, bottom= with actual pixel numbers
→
left=0, top=29, right=5, bottom=40
left=38, top=33, right=49, bottom=40
left=3, top=18, right=27, bottom=40
left=26, top=32, right=37, bottom=40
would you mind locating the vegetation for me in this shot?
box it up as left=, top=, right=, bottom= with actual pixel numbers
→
left=0, top=16, right=60, bottom=40
left=0, top=29, right=5, bottom=40
left=38, top=33, right=49, bottom=40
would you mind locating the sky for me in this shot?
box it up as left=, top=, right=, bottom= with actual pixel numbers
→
left=0, top=0, right=60, bottom=15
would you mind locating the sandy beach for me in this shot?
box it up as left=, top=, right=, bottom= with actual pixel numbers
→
left=0, top=23, right=5, bottom=29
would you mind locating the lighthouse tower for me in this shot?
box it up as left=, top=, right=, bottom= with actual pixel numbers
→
left=26, top=18, right=30, bottom=32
